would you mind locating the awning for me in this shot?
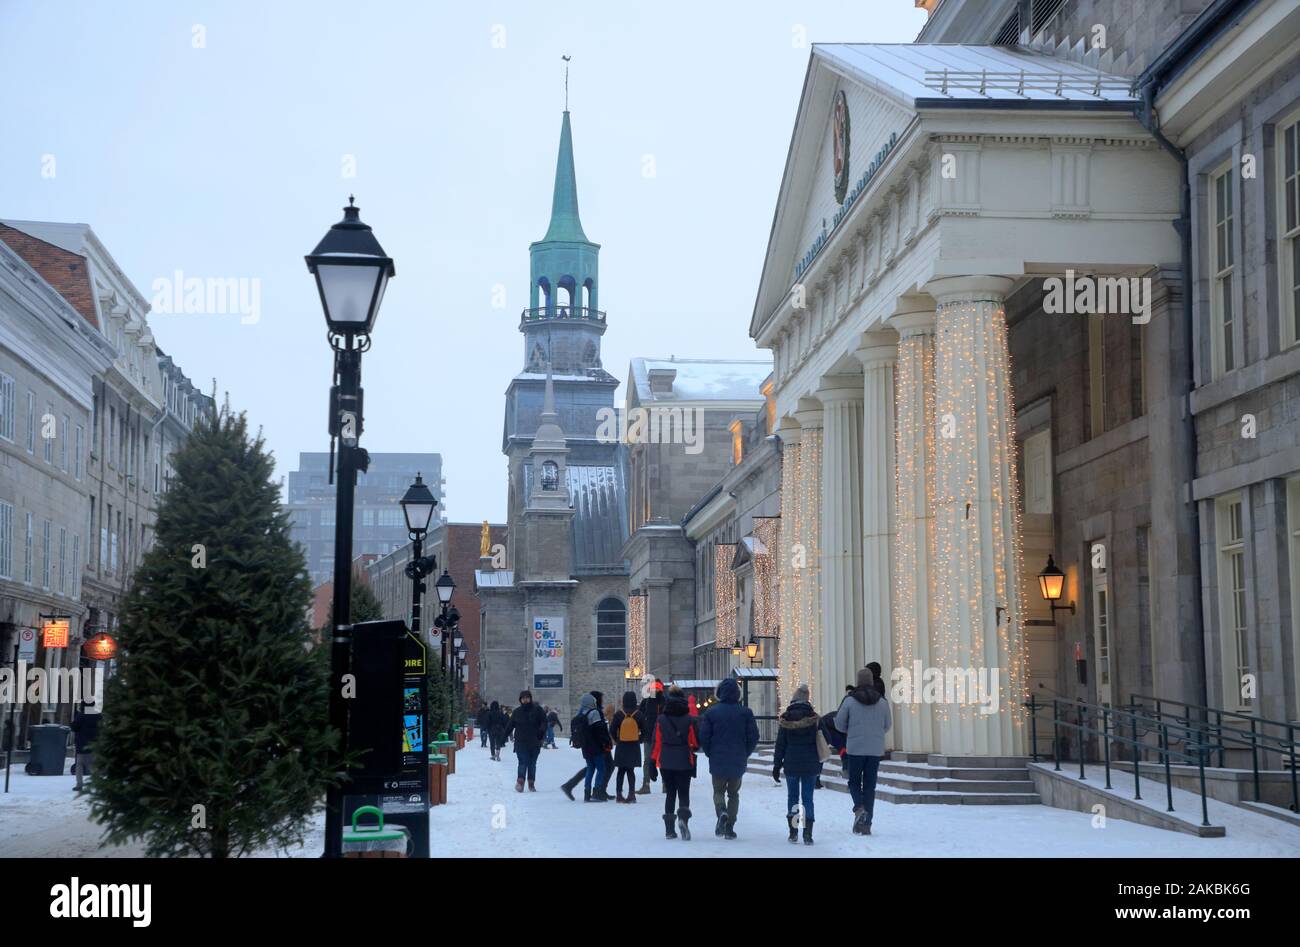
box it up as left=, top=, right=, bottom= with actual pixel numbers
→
left=732, top=667, right=778, bottom=680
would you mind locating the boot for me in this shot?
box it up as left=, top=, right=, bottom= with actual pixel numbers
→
left=802, top=819, right=814, bottom=845
left=677, top=807, right=691, bottom=841
left=616, top=791, right=626, bottom=803
left=723, top=817, right=737, bottom=840
left=626, top=789, right=637, bottom=804
left=662, top=814, right=677, bottom=839
left=787, top=815, right=799, bottom=844
left=852, top=807, right=868, bottom=835
left=592, top=787, right=612, bottom=802
left=528, top=780, right=536, bottom=792
left=515, top=778, right=524, bottom=793
left=583, top=787, right=591, bottom=802
left=636, top=777, right=651, bottom=796
left=561, top=777, right=578, bottom=801
left=715, top=809, right=727, bottom=837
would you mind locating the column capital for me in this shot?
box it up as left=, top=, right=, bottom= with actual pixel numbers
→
left=853, top=329, right=899, bottom=370
left=888, top=293, right=937, bottom=338
left=793, top=396, right=824, bottom=431
left=924, top=275, right=1016, bottom=306
left=816, top=373, right=864, bottom=405
left=775, top=415, right=802, bottom=446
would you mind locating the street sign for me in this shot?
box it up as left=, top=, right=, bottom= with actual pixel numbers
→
left=18, top=628, right=36, bottom=662
left=41, top=620, right=69, bottom=649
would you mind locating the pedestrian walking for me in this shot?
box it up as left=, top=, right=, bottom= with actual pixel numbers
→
left=544, top=706, right=562, bottom=748
left=867, top=661, right=887, bottom=698
left=817, top=699, right=847, bottom=786
left=609, top=691, right=645, bottom=803
left=70, top=703, right=100, bottom=793
left=835, top=667, right=893, bottom=836
left=476, top=701, right=491, bottom=748
left=598, top=694, right=617, bottom=796
left=487, top=700, right=508, bottom=761
left=635, top=679, right=664, bottom=795
left=650, top=685, right=698, bottom=840
left=506, top=690, right=548, bottom=792
left=697, top=677, right=758, bottom=839
left=773, top=685, right=821, bottom=845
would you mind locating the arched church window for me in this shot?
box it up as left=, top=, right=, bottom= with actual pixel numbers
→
left=541, top=460, right=559, bottom=491
left=596, top=598, right=627, bottom=662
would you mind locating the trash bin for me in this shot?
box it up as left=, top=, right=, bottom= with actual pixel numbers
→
left=25, top=724, right=70, bottom=776
left=342, top=806, right=409, bottom=858
left=455, top=728, right=465, bottom=750
left=433, top=734, right=456, bottom=776
left=428, top=754, right=448, bottom=806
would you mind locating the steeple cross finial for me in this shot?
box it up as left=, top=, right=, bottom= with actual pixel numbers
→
left=562, top=54, right=571, bottom=110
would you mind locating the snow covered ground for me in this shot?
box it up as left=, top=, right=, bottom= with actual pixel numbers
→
left=3, top=744, right=1299, bottom=857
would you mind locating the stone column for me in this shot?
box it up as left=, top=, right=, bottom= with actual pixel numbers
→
left=793, top=399, right=825, bottom=708
left=853, top=332, right=898, bottom=694
left=926, top=276, right=1027, bottom=758
left=775, top=417, right=802, bottom=712
left=817, top=377, right=865, bottom=707
left=889, top=301, right=938, bottom=753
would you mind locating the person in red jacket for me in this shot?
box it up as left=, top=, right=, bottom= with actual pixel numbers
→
left=651, top=685, right=699, bottom=840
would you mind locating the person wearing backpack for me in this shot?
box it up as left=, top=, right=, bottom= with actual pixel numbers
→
left=609, top=690, right=645, bottom=803
left=559, top=705, right=589, bottom=799
left=773, top=684, right=822, bottom=845
left=650, top=685, right=698, bottom=840
left=697, top=677, right=759, bottom=839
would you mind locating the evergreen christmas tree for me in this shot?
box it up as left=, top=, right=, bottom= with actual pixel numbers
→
left=91, top=407, right=339, bottom=857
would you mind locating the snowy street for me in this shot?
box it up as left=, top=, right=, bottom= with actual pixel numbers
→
left=3, top=740, right=1299, bottom=857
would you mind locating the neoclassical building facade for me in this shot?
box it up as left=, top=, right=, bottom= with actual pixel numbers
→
left=752, top=43, right=1184, bottom=757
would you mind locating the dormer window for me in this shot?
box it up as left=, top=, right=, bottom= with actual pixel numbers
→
left=541, top=460, right=559, bottom=491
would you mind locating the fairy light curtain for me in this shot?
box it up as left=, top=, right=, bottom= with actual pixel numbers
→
left=713, top=543, right=738, bottom=651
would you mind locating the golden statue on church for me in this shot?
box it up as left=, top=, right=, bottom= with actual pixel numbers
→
left=480, top=520, right=491, bottom=558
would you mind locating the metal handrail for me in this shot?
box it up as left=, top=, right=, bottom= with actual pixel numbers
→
left=520, top=305, right=606, bottom=323
left=1128, top=692, right=1299, bottom=813
left=922, top=68, right=1134, bottom=98
left=1025, top=694, right=1221, bottom=826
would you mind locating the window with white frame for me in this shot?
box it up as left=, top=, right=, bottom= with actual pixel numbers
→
left=1210, top=163, right=1237, bottom=377
left=0, top=500, right=12, bottom=578
left=75, top=424, right=83, bottom=480
left=26, top=391, right=34, bottom=453
left=1216, top=495, right=1252, bottom=710
left=60, top=414, right=69, bottom=472
left=1091, top=544, right=1111, bottom=706
left=41, top=518, right=50, bottom=589
left=43, top=403, right=54, bottom=463
left=23, top=512, right=32, bottom=584
left=1281, top=110, right=1300, bottom=349
left=1287, top=477, right=1300, bottom=719
left=71, top=533, right=79, bottom=598
left=58, top=527, right=66, bottom=594
left=0, top=372, right=14, bottom=442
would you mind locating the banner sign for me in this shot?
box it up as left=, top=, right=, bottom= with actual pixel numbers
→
left=41, top=620, right=70, bottom=649
left=532, top=616, right=565, bottom=690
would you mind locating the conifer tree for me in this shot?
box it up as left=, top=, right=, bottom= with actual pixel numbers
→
left=91, top=407, right=339, bottom=857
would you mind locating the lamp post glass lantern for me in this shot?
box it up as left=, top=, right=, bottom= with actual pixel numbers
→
left=308, top=196, right=394, bottom=860
left=400, top=474, right=438, bottom=536
left=1038, top=554, right=1076, bottom=617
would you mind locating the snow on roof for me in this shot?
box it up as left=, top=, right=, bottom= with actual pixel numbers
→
left=630, top=356, right=772, bottom=404
left=816, top=43, right=1137, bottom=106
left=475, top=570, right=515, bottom=588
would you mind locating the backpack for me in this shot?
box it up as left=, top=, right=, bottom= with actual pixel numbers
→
left=571, top=712, right=588, bottom=748
left=618, top=711, right=640, bottom=743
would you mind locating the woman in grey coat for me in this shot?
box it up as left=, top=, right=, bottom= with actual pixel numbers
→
left=834, top=667, right=892, bottom=836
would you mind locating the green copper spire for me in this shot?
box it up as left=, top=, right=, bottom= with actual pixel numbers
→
left=541, top=110, right=588, bottom=243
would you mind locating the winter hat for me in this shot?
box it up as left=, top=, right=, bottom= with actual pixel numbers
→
left=579, top=693, right=596, bottom=712
left=591, top=690, right=604, bottom=708
left=856, top=667, right=875, bottom=689
left=792, top=684, right=811, bottom=704
left=622, top=690, right=637, bottom=711
left=518, top=690, right=533, bottom=702
left=490, top=700, right=500, bottom=711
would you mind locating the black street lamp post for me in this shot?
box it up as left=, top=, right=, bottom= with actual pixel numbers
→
left=432, top=571, right=458, bottom=728
left=307, top=196, right=394, bottom=859
left=400, top=474, right=439, bottom=644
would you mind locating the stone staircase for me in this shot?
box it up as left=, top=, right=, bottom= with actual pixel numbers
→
left=748, top=748, right=1041, bottom=805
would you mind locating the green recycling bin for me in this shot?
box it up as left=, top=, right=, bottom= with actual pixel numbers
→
left=342, top=806, right=409, bottom=858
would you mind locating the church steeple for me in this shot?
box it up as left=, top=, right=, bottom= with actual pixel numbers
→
left=540, top=111, right=589, bottom=244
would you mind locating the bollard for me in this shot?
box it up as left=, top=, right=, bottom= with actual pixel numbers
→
left=428, top=754, right=448, bottom=806
left=456, top=728, right=465, bottom=750
left=343, top=806, right=409, bottom=858
left=433, top=734, right=456, bottom=777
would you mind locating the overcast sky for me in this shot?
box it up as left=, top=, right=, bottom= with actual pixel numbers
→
left=0, top=0, right=926, bottom=521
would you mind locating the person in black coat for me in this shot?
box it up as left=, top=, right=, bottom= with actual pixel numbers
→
left=773, top=685, right=820, bottom=845
left=487, top=700, right=509, bottom=761
left=651, top=687, right=698, bottom=839
left=697, top=677, right=759, bottom=839
left=867, top=662, right=887, bottom=698
left=609, top=691, right=645, bottom=803
left=476, top=702, right=491, bottom=748
left=635, top=679, right=665, bottom=794
left=70, top=704, right=101, bottom=793
left=560, top=692, right=614, bottom=802
left=506, top=690, right=548, bottom=792
left=544, top=707, right=562, bottom=748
